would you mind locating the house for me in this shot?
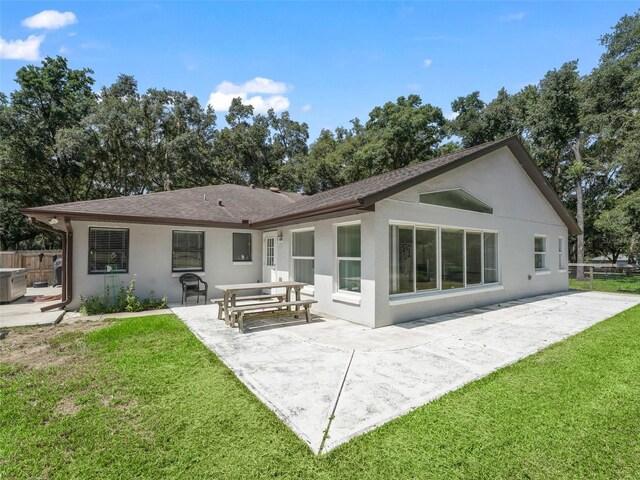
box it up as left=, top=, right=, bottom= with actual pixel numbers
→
left=22, top=136, right=580, bottom=328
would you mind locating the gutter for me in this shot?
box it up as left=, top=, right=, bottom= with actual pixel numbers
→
left=28, top=216, right=73, bottom=312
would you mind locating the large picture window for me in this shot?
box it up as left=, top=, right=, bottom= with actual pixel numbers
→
left=233, top=233, right=252, bottom=262
left=172, top=231, right=204, bottom=272
left=389, top=224, right=499, bottom=295
left=89, top=227, right=129, bottom=274
left=337, top=224, right=361, bottom=293
left=292, top=230, right=314, bottom=285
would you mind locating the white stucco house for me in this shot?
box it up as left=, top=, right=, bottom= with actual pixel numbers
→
left=23, top=136, right=580, bottom=328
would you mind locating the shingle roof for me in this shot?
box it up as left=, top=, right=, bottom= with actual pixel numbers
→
left=23, top=184, right=303, bottom=226
left=21, top=136, right=581, bottom=234
left=257, top=139, right=506, bottom=224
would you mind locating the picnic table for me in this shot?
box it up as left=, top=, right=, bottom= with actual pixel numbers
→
left=214, top=281, right=307, bottom=326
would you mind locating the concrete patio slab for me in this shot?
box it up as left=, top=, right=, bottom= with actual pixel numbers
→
left=172, top=291, right=639, bottom=454
left=0, top=287, right=65, bottom=328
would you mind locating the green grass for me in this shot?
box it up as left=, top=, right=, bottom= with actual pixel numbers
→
left=2, top=307, right=640, bottom=479
left=570, top=275, right=640, bottom=294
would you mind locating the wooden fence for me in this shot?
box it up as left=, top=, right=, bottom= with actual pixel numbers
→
left=0, top=250, right=63, bottom=287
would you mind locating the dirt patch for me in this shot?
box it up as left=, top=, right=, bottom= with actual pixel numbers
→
left=54, top=395, right=83, bottom=415
left=0, top=321, right=108, bottom=368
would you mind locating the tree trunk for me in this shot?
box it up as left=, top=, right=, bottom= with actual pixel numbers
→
left=572, top=143, right=585, bottom=281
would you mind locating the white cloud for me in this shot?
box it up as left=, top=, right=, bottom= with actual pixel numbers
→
left=0, top=35, right=44, bottom=61
left=500, top=12, right=525, bottom=22
left=59, top=45, right=69, bottom=54
left=302, top=104, right=312, bottom=112
left=207, top=77, right=291, bottom=113
left=423, top=58, right=432, bottom=68
left=407, top=83, right=421, bottom=92
left=22, top=10, right=77, bottom=30
left=445, top=111, right=459, bottom=121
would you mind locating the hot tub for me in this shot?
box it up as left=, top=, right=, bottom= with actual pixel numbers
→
left=0, top=268, right=28, bottom=303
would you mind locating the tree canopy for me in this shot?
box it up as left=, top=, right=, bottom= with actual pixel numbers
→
left=1, top=11, right=638, bottom=265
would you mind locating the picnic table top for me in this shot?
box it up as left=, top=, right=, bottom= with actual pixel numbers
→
left=215, top=281, right=307, bottom=291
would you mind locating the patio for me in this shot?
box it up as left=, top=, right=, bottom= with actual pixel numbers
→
left=172, top=290, right=640, bottom=454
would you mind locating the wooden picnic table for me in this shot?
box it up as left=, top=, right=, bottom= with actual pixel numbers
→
left=215, top=281, right=307, bottom=325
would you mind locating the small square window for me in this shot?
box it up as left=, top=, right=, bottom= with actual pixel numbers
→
left=172, top=231, right=204, bottom=272
left=233, top=233, right=252, bottom=262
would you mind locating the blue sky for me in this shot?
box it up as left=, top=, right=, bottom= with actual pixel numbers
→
left=1, top=1, right=638, bottom=138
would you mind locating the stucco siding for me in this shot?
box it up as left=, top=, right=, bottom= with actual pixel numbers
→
left=273, top=213, right=376, bottom=328
left=375, top=146, right=569, bottom=326
left=69, top=221, right=262, bottom=309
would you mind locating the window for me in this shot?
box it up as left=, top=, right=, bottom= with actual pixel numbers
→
left=265, top=236, right=275, bottom=267
left=292, top=230, right=314, bottom=285
left=233, top=233, right=252, bottom=262
left=441, top=229, right=465, bottom=289
left=558, top=237, right=564, bottom=270
left=465, top=232, right=482, bottom=285
left=172, top=231, right=204, bottom=272
left=419, top=189, right=493, bottom=214
left=534, top=235, right=547, bottom=270
left=89, top=228, right=129, bottom=274
left=389, top=224, right=499, bottom=295
left=389, top=225, right=415, bottom=294
left=484, top=232, right=498, bottom=283
left=337, top=224, right=361, bottom=293
left=389, top=226, right=437, bottom=294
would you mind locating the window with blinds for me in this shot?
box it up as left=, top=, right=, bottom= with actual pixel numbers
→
left=89, top=228, right=129, bottom=274
left=172, top=231, right=204, bottom=272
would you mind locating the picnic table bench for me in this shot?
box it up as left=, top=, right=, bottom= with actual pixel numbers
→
left=214, top=281, right=309, bottom=327
left=211, top=293, right=285, bottom=319
left=230, top=299, right=317, bottom=333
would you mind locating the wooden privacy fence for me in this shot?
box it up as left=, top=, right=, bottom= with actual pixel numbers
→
left=0, top=250, right=63, bottom=287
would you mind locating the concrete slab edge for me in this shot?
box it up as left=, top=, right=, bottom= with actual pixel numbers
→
left=180, top=319, right=321, bottom=454
left=320, top=310, right=625, bottom=452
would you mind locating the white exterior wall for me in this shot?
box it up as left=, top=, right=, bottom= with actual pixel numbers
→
left=373, top=146, right=569, bottom=326
left=69, top=221, right=262, bottom=309
left=67, top=146, right=571, bottom=328
left=271, top=213, right=376, bottom=328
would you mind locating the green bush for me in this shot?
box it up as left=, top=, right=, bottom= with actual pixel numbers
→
left=80, top=278, right=168, bottom=315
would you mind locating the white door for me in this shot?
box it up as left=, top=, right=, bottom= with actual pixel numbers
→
left=263, top=232, right=277, bottom=285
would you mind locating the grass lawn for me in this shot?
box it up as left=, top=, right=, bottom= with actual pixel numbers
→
left=570, top=275, right=640, bottom=294
left=2, top=307, right=640, bottom=479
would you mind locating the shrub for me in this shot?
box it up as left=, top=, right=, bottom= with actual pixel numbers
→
left=80, top=277, right=168, bottom=315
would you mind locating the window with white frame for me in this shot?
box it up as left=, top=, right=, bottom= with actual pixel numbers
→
left=534, top=235, right=547, bottom=270
left=389, top=224, right=499, bottom=295
left=292, top=230, right=314, bottom=285
left=172, top=230, right=204, bottom=272
left=337, top=224, right=361, bottom=293
left=233, top=232, right=252, bottom=262
left=558, top=237, right=564, bottom=270
left=89, top=227, right=129, bottom=274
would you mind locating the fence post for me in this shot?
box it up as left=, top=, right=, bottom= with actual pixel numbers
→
left=589, top=266, right=594, bottom=290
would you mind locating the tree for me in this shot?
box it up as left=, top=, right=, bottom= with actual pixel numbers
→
left=525, top=61, right=593, bottom=278
left=0, top=56, right=97, bottom=249
left=593, top=191, right=640, bottom=263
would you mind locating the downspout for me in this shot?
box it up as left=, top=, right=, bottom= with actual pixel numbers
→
left=29, top=216, right=73, bottom=312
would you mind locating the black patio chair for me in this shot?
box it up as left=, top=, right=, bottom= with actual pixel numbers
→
left=178, top=273, right=208, bottom=305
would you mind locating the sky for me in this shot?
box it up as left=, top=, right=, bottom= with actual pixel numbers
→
left=1, top=1, right=638, bottom=139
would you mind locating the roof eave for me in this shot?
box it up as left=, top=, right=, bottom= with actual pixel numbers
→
left=20, top=208, right=251, bottom=229
left=252, top=198, right=365, bottom=228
